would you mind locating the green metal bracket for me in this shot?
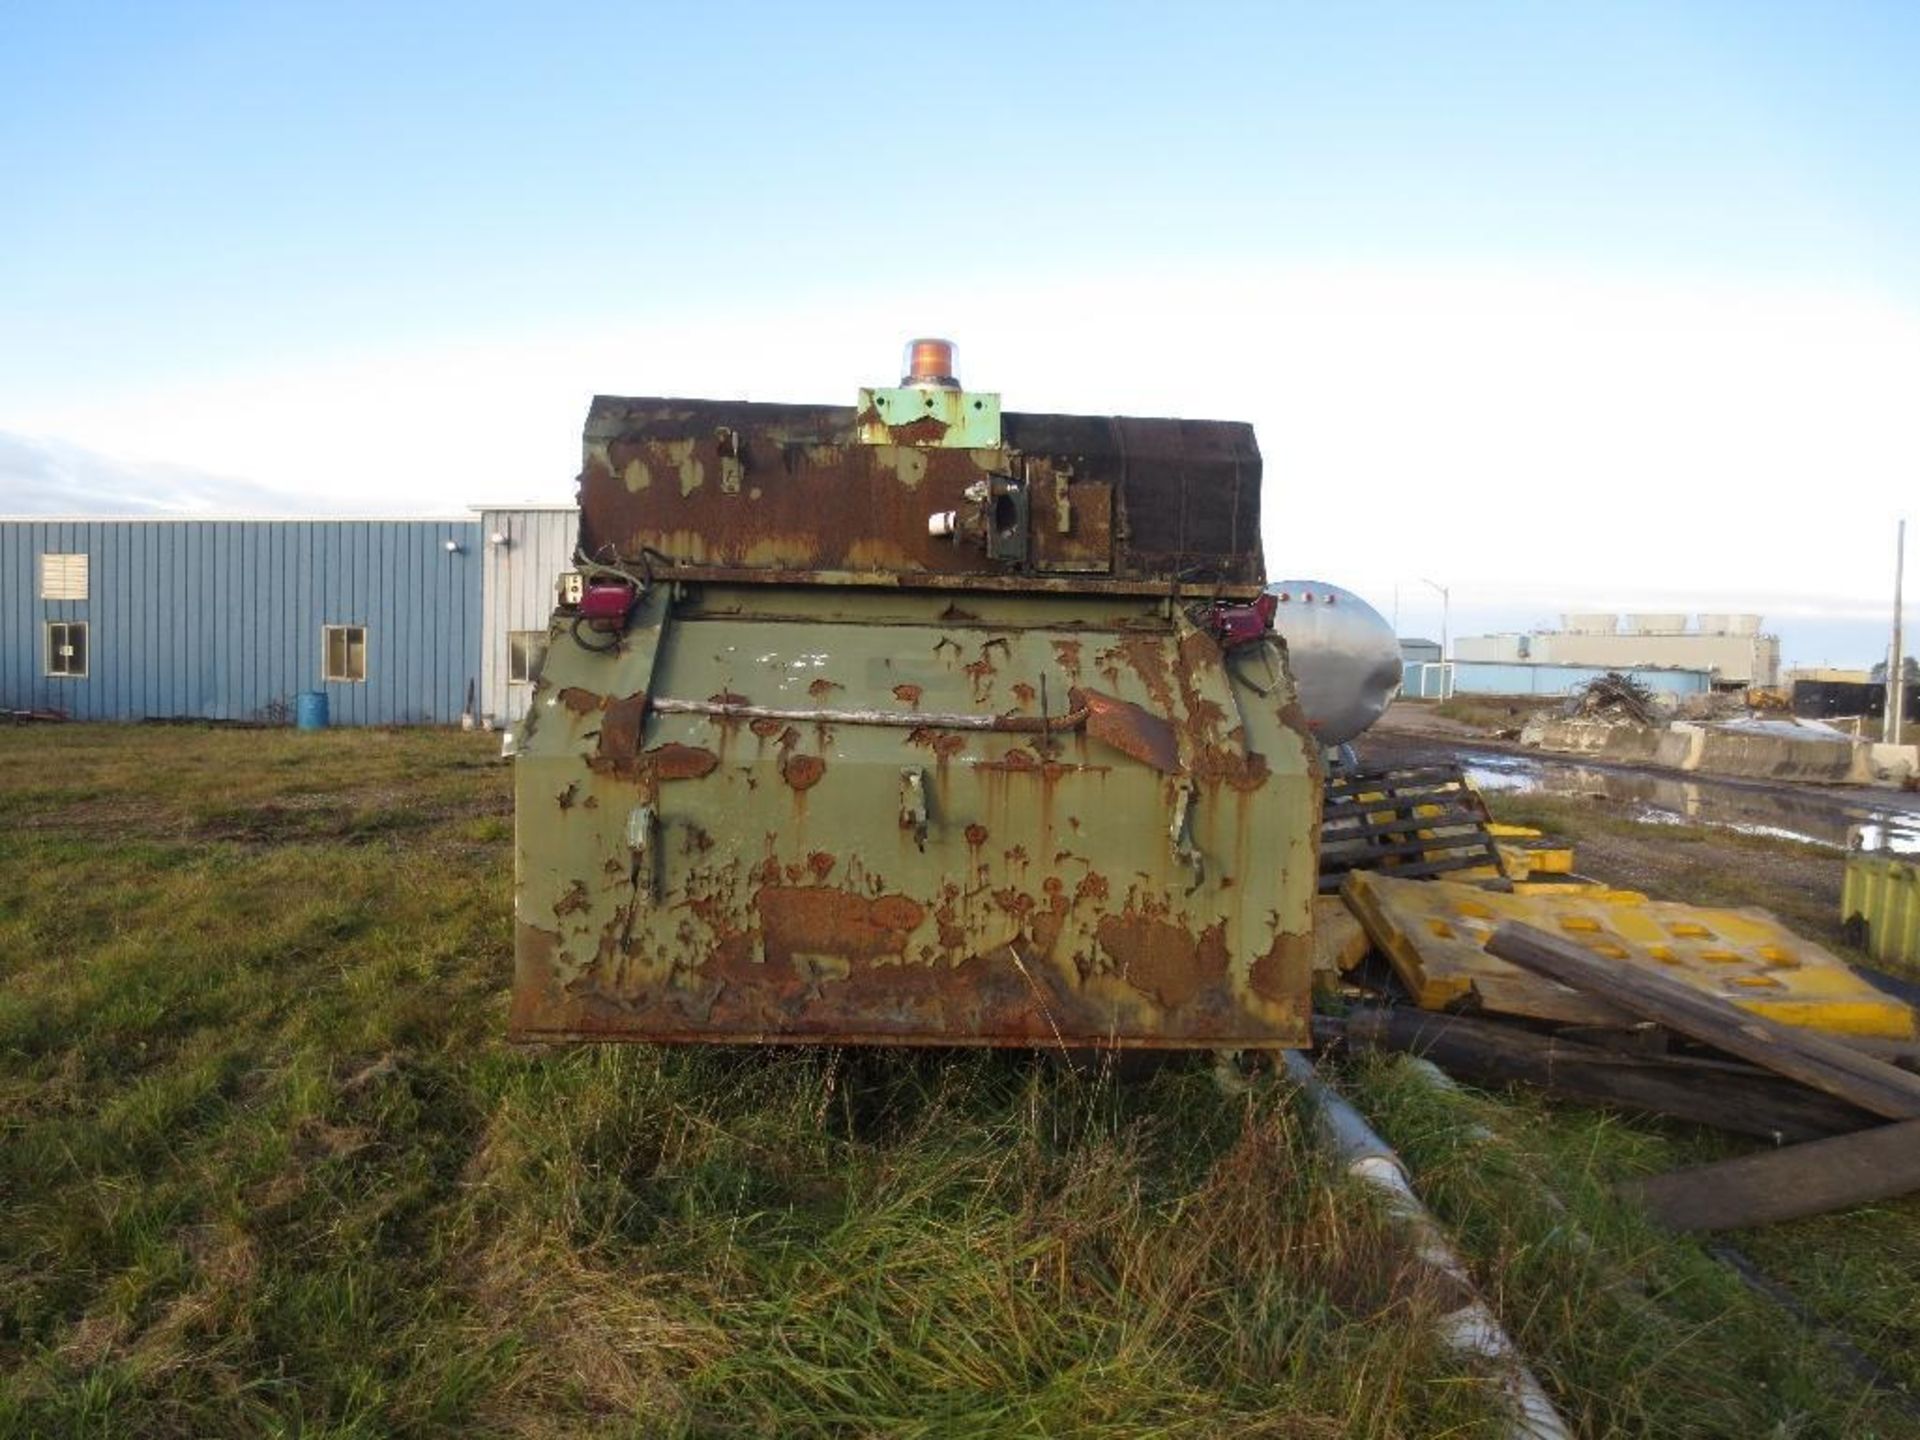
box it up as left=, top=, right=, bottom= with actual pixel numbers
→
left=856, top=387, right=1002, bottom=448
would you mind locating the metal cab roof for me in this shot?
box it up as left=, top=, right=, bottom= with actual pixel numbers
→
left=578, top=396, right=1265, bottom=595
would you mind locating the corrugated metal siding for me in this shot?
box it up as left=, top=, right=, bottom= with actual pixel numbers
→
left=479, top=508, right=578, bottom=726
left=0, top=519, right=481, bottom=723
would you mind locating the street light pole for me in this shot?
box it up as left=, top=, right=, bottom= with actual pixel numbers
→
left=1422, top=577, right=1451, bottom=699
left=1890, top=517, right=1907, bottom=745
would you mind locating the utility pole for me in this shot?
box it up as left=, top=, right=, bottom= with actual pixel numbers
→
left=1422, top=577, right=1451, bottom=699
left=1890, top=518, right=1907, bottom=745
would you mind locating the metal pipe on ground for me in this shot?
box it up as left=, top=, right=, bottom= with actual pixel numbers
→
left=1280, top=1051, right=1573, bottom=1440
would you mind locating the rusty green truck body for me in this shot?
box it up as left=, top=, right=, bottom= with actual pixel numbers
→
left=510, top=365, right=1319, bottom=1048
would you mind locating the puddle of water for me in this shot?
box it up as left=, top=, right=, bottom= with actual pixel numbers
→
left=1462, top=751, right=1920, bottom=856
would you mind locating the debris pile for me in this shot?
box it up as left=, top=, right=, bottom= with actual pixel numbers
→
left=1564, top=670, right=1658, bottom=725
left=1313, top=776, right=1920, bottom=1229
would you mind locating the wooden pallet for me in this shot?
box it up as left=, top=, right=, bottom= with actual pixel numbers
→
left=1318, top=762, right=1502, bottom=893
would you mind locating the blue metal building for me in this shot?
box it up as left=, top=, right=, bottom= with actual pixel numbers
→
left=1, top=517, right=483, bottom=724
left=1400, top=659, right=1714, bottom=700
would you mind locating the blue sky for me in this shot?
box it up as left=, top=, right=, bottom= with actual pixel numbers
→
left=2, top=2, right=1916, bottom=663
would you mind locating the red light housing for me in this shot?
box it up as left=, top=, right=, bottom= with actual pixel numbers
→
left=1205, top=592, right=1278, bottom=649
left=579, top=580, right=638, bottom=623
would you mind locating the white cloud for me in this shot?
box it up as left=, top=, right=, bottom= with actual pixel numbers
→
left=4, top=261, right=1914, bottom=626
left=0, top=431, right=329, bottom=516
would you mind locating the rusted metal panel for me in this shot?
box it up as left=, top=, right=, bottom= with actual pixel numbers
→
left=1028, top=460, right=1114, bottom=575
left=512, top=585, right=1318, bottom=1048
left=577, top=398, right=1263, bottom=592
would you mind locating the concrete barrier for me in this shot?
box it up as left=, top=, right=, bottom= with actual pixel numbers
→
left=1693, top=730, right=1856, bottom=784
left=1655, top=725, right=1704, bottom=770
left=1863, top=743, right=1920, bottom=787
left=1523, top=717, right=1906, bottom=788
left=1520, top=718, right=1912, bottom=791
left=1522, top=719, right=1617, bottom=754
left=1598, top=727, right=1664, bottom=764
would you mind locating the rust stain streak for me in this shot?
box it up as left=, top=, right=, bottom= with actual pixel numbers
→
left=781, top=753, right=827, bottom=790
left=646, top=743, right=721, bottom=781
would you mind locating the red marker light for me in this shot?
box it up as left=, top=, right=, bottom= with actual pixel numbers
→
left=579, top=580, right=637, bottom=622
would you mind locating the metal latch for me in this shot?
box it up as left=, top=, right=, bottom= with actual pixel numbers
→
left=715, top=425, right=743, bottom=493
left=899, top=768, right=928, bottom=851
left=625, top=803, right=660, bottom=905
left=1170, top=783, right=1205, bottom=889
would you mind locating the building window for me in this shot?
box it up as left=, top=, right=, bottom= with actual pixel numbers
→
left=40, top=553, right=88, bottom=601
left=46, top=621, right=88, bottom=678
left=323, top=625, right=368, bottom=682
left=508, top=630, right=547, bottom=684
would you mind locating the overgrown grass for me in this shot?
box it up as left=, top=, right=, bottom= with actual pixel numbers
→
left=1429, top=697, right=1543, bottom=733
left=1330, top=1050, right=1920, bottom=1436
left=1, top=727, right=1914, bottom=1436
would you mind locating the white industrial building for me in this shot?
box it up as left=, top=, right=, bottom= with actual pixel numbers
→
left=1454, top=613, right=1780, bottom=688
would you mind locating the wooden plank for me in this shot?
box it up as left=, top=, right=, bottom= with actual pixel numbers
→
left=1316, top=1007, right=1875, bottom=1143
left=1318, top=855, right=1505, bottom=891
left=1321, top=806, right=1490, bottom=839
left=1318, top=834, right=1495, bottom=863
left=1323, top=791, right=1476, bottom=812
left=1325, top=766, right=1472, bottom=793
left=1311, top=896, right=1371, bottom=977
left=1467, top=971, right=1636, bottom=1028
left=1837, top=1032, right=1920, bottom=1073
left=1487, top=922, right=1920, bottom=1121
left=1553, top=1023, right=1670, bottom=1056
left=1620, top=1118, right=1920, bottom=1230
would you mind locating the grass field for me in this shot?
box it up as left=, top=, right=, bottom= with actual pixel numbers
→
left=2, top=726, right=1917, bottom=1437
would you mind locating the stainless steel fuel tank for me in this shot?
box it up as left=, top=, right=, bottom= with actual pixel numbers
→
left=1267, top=580, right=1402, bottom=746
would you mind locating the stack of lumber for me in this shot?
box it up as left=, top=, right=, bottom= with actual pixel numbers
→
left=1318, top=872, right=1920, bottom=1229
left=1491, top=924, right=1920, bottom=1231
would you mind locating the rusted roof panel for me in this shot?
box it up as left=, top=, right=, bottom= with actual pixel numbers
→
left=577, top=397, right=1263, bottom=592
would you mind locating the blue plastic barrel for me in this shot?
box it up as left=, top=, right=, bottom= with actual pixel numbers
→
left=294, top=691, right=330, bottom=731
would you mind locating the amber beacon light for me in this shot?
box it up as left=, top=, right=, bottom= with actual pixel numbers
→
left=901, top=337, right=960, bottom=388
